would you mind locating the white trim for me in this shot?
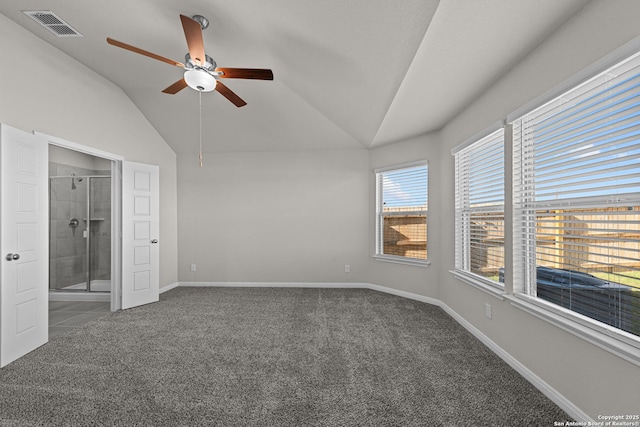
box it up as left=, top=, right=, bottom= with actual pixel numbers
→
left=437, top=300, right=593, bottom=423
left=176, top=282, right=370, bottom=289
left=507, top=294, right=640, bottom=368
left=110, top=160, right=122, bottom=311
left=451, top=120, right=505, bottom=155
left=366, top=283, right=441, bottom=306
left=507, top=34, right=640, bottom=123
left=172, top=281, right=440, bottom=304
left=374, top=159, right=427, bottom=174
left=373, top=255, right=431, bottom=267
left=35, top=131, right=124, bottom=161
left=163, top=280, right=598, bottom=422
left=159, top=282, right=180, bottom=294
left=449, top=270, right=506, bottom=300
left=374, top=162, right=429, bottom=262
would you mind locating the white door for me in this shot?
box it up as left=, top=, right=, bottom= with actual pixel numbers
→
left=0, top=125, right=48, bottom=368
left=122, top=161, right=159, bottom=309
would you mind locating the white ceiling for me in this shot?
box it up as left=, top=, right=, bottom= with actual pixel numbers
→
left=0, top=0, right=590, bottom=154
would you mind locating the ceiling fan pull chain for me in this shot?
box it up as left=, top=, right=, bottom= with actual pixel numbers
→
left=199, top=89, right=203, bottom=167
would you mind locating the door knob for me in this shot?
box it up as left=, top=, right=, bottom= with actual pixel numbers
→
left=151, top=239, right=158, bottom=244
left=5, top=253, right=20, bottom=261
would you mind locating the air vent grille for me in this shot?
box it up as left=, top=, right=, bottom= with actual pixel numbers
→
left=22, top=10, right=83, bottom=38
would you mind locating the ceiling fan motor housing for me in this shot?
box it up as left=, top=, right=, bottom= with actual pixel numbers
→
left=185, top=53, right=216, bottom=71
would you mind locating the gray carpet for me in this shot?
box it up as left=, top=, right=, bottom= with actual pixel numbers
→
left=0, top=287, right=570, bottom=426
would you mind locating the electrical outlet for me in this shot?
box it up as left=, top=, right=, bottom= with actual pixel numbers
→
left=485, top=303, right=492, bottom=320
left=344, top=264, right=350, bottom=273
left=190, top=263, right=197, bottom=272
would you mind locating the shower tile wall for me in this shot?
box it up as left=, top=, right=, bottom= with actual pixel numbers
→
left=49, top=162, right=111, bottom=291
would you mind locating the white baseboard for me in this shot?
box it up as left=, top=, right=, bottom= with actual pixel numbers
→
left=168, top=280, right=588, bottom=422
left=176, top=281, right=370, bottom=289
left=436, top=301, right=591, bottom=423
left=366, top=283, right=441, bottom=306
left=159, top=282, right=180, bottom=294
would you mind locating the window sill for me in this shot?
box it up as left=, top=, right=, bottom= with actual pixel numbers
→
left=373, top=255, right=430, bottom=268
left=449, top=270, right=505, bottom=300
left=507, top=293, right=640, bottom=367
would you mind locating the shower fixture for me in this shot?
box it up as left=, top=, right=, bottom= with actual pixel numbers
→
left=70, top=173, right=83, bottom=190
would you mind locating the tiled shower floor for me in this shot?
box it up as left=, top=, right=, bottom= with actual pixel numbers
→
left=49, top=301, right=111, bottom=338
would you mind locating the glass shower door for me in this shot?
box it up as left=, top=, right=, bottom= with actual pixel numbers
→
left=49, top=175, right=111, bottom=293
left=49, top=176, right=89, bottom=291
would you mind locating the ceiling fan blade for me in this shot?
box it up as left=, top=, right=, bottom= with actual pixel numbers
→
left=216, top=68, right=274, bottom=80
left=106, top=38, right=185, bottom=68
left=215, top=81, right=247, bottom=107
left=162, top=78, right=188, bottom=94
left=180, top=15, right=206, bottom=66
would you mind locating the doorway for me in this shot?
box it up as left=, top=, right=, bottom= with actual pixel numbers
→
left=1, top=124, right=159, bottom=367
left=49, top=148, right=112, bottom=295
left=47, top=146, right=114, bottom=334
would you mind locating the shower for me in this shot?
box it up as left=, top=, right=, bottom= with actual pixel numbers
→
left=49, top=170, right=112, bottom=293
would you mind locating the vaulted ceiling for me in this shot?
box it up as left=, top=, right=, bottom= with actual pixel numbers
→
left=0, top=0, right=590, bottom=153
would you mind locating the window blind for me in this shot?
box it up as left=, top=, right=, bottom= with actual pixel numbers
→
left=512, top=51, right=640, bottom=337
left=375, top=164, right=428, bottom=261
left=454, top=129, right=505, bottom=284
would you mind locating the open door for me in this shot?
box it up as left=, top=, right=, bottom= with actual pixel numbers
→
left=0, top=124, right=48, bottom=367
left=122, top=161, right=159, bottom=309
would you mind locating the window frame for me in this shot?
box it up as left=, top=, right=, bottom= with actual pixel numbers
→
left=374, top=161, right=429, bottom=267
left=453, top=126, right=506, bottom=293
left=507, top=46, right=640, bottom=362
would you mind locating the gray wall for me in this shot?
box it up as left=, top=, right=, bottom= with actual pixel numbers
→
left=177, top=149, right=369, bottom=283
left=0, top=13, right=179, bottom=289
left=436, top=0, right=640, bottom=419
left=366, top=134, right=441, bottom=299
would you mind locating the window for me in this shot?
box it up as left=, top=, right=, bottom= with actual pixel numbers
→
left=454, top=128, right=505, bottom=287
left=375, top=162, right=428, bottom=264
left=512, top=51, right=640, bottom=339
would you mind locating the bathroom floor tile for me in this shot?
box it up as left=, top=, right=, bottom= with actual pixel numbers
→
left=49, top=301, right=111, bottom=337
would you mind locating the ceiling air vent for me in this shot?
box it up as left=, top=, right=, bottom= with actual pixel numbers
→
left=22, top=10, right=83, bottom=37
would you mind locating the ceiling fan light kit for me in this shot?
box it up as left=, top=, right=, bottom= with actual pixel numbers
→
left=183, top=52, right=217, bottom=92
left=184, top=69, right=216, bottom=92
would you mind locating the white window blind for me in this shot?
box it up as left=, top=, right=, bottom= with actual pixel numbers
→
left=512, top=51, right=640, bottom=338
left=375, top=163, right=428, bottom=262
left=454, top=129, right=505, bottom=285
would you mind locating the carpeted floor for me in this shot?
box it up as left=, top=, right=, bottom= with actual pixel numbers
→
left=0, top=287, right=570, bottom=426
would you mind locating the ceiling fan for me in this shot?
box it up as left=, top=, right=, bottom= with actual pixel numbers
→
left=106, top=14, right=273, bottom=107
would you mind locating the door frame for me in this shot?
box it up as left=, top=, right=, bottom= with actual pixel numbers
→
left=37, top=132, right=124, bottom=311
